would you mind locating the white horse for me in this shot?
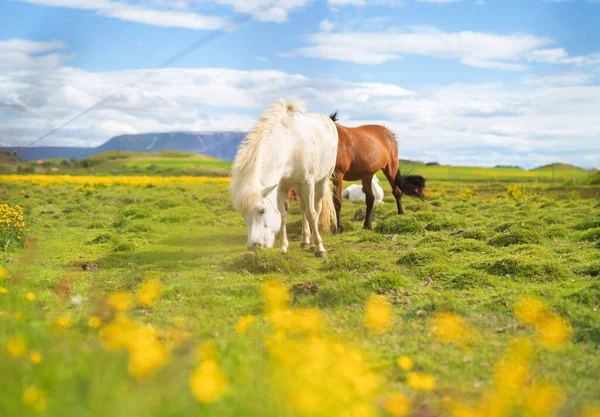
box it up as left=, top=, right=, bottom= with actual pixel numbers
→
left=230, top=98, right=338, bottom=258
left=342, top=176, right=384, bottom=204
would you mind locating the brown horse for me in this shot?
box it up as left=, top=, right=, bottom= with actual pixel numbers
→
left=329, top=112, right=426, bottom=231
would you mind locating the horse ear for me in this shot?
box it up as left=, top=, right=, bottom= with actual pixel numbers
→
left=262, top=184, right=278, bottom=198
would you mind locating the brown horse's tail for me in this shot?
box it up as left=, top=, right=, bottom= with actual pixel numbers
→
left=395, top=170, right=427, bottom=200
left=320, top=179, right=336, bottom=233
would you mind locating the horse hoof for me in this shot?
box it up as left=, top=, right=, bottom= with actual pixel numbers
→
left=315, top=251, right=327, bottom=259
left=301, top=243, right=311, bottom=250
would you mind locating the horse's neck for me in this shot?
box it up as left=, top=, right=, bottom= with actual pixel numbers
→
left=254, top=135, right=290, bottom=188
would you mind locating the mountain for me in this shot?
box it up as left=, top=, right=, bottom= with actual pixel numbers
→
left=0, top=131, right=247, bottom=161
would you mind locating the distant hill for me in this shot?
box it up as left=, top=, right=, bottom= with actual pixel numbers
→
left=532, top=163, right=587, bottom=171
left=0, top=131, right=247, bottom=162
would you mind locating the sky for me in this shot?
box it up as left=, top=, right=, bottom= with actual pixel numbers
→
left=1, top=0, right=599, bottom=168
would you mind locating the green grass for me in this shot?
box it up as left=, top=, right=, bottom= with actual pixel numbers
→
left=1, top=177, right=600, bottom=417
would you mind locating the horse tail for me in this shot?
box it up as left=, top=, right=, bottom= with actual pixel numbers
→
left=395, top=170, right=426, bottom=200
left=320, top=180, right=336, bottom=233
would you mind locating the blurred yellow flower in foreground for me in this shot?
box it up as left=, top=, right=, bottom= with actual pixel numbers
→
left=128, top=334, right=169, bottom=379
left=515, top=297, right=548, bottom=326
left=26, top=292, right=36, bottom=301
left=195, top=340, right=219, bottom=361
left=5, top=334, right=27, bottom=358
left=0, top=267, right=7, bottom=278
left=22, top=386, right=46, bottom=412
left=56, top=316, right=72, bottom=328
left=431, top=312, right=476, bottom=348
left=30, top=350, right=43, bottom=364
left=581, top=405, right=600, bottom=417
left=383, top=393, right=411, bottom=417
left=364, top=294, right=392, bottom=334
left=109, top=292, right=133, bottom=312
left=536, top=315, right=571, bottom=350
left=262, top=279, right=290, bottom=312
left=138, top=278, right=161, bottom=307
left=396, top=355, right=414, bottom=371
left=174, top=317, right=186, bottom=328
left=0, top=287, right=8, bottom=294
left=407, top=373, right=436, bottom=391
left=514, top=297, right=571, bottom=349
left=190, top=359, right=228, bottom=403
left=88, top=316, right=102, bottom=329
left=522, top=383, right=565, bottom=417
left=235, top=314, right=256, bottom=334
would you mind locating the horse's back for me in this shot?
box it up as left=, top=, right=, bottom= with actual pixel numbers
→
left=285, top=112, right=338, bottom=183
left=335, top=124, right=396, bottom=180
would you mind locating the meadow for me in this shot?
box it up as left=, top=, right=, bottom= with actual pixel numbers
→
left=1, top=160, right=600, bottom=417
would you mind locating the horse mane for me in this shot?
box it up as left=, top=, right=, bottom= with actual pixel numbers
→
left=230, top=98, right=306, bottom=212
left=329, top=110, right=338, bottom=122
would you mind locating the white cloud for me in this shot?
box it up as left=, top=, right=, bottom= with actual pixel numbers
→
left=0, top=39, right=69, bottom=71
left=320, top=19, right=335, bottom=32
left=416, top=0, right=463, bottom=3
left=521, top=73, right=594, bottom=86
left=212, top=0, right=312, bottom=23
left=13, top=0, right=313, bottom=28
left=529, top=48, right=600, bottom=66
left=15, top=0, right=230, bottom=30
left=292, top=28, right=550, bottom=69
left=2, top=39, right=599, bottom=168
left=328, top=0, right=404, bottom=7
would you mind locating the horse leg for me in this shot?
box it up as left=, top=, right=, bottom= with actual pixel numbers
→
left=382, top=164, right=404, bottom=215
left=301, top=181, right=327, bottom=258
left=332, top=172, right=344, bottom=233
left=300, top=199, right=312, bottom=250
left=362, top=176, right=376, bottom=230
left=277, top=187, right=289, bottom=253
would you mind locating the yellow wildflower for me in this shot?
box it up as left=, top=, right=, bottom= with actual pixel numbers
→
left=514, top=297, right=548, bottom=326
left=22, top=386, right=46, bottom=412
left=100, top=316, right=137, bottom=350
left=138, top=278, right=161, bottom=307
left=174, top=317, right=185, bottom=328
left=450, top=401, right=482, bottom=417
left=30, top=350, right=43, bottom=364
left=0, top=310, right=6, bottom=317
left=235, top=314, right=256, bottom=334
left=522, top=383, right=565, bottom=417
left=364, top=294, right=392, bottom=333
left=0, top=287, right=8, bottom=294
left=262, top=279, right=290, bottom=312
left=581, top=406, right=600, bottom=417
left=109, top=292, right=133, bottom=311
left=5, top=334, right=27, bottom=358
left=0, top=267, right=6, bottom=278
left=195, top=340, right=219, bottom=361
left=536, top=315, right=571, bottom=349
left=26, top=292, right=36, bottom=301
left=189, top=359, right=228, bottom=403
left=56, top=316, right=71, bottom=328
left=407, top=373, right=436, bottom=391
left=128, top=336, right=169, bottom=379
left=383, top=393, right=411, bottom=417
left=396, top=355, right=414, bottom=371
left=431, top=312, right=475, bottom=347
left=14, top=311, right=23, bottom=320
left=88, top=316, right=102, bottom=329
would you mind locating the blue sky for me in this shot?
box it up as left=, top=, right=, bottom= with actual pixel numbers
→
left=1, top=0, right=599, bottom=168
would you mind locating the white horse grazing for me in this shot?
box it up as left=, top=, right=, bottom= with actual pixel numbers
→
left=342, top=176, right=384, bottom=204
left=230, top=98, right=338, bottom=258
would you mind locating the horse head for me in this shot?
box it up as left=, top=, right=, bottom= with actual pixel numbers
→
left=241, top=184, right=282, bottom=250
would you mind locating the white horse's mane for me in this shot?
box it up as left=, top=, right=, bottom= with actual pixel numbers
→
left=230, top=98, right=306, bottom=213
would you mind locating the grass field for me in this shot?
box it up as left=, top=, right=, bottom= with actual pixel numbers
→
left=2, top=151, right=597, bottom=184
left=1, top=167, right=600, bottom=417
